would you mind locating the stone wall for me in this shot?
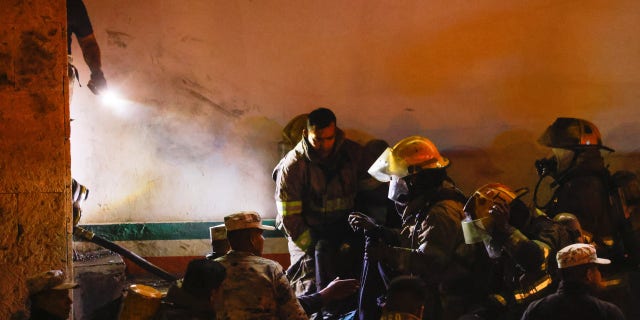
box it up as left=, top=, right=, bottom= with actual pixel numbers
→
left=0, top=0, right=70, bottom=318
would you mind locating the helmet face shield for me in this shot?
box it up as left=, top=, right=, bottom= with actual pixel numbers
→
left=462, top=184, right=518, bottom=244
left=368, top=147, right=408, bottom=182
left=461, top=217, right=491, bottom=244
left=551, top=148, right=575, bottom=173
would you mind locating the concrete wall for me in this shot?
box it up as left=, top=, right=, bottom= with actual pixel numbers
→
left=0, top=0, right=638, bottom=313
left=0, top=0, right=70, bottom=318
left=70, top=0, right=640, bottom=226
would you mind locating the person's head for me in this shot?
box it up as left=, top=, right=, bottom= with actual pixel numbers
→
left=304, top=108, right=337, bottom=159
left=368, top=136, right=450, bottom=205
left=535, top=117, right=613, bottom=177
left=384, top=276, right=427, bottom=318
left=556, top=243, right=610, bottom=288
left=209, top=224, right=230, bottom=256
left=224, top=211, right=275, bottom=256
left=462, top=183, right=530, bottom=258
left=553, top=212, right=589, bottom=244
left=181, top=258, right=227, bottom=306
left=27, top=270, right=78, bottom=319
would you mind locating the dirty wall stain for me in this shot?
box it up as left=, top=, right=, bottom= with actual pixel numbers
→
left=17, top=29, right=58, bottom=87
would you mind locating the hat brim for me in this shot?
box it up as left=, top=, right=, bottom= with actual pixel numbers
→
left=594, top=257, right=611, bottom=265
left=52, top=282, right=79, bottom=290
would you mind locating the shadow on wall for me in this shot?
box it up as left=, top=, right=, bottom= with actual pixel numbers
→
left=446, top=128, right=545, bottom=199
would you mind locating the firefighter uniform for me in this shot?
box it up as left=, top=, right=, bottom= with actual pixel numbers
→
left=274, top=127, right=363, bottom=296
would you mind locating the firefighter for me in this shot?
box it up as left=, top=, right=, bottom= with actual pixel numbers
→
left=349, top=135, right=475, bottom=320
left=460, top=183, right=571, bottom=320
left=274, top=107, right=364, bottom=316
left=534, top=118, right=627, bottom=260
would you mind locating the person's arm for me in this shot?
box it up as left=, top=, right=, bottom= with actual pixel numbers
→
left=275, top=159, right=312, bottom=251
left=274, top=265, right=308, bottom=319
left=370, top=201, right=460, bottom=276
left=297, top=277, right=359, bottom=315
left=69, top=0, right=107, bottom=95
left=77, top=33, right=106, bottom=94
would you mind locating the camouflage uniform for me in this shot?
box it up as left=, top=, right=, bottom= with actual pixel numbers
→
left=274, top=128, right=363, bottom=295
left=214, top=250, right=307, bottom=320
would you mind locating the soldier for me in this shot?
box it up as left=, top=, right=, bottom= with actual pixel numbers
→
left=206, top=224, right=230, bottom=260
left=521, top=243, right=625, bottom=320
left=213, top=211, right=307, bottom=320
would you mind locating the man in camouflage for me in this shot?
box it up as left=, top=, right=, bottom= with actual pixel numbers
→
left=214, top=211, right=307, bottom=320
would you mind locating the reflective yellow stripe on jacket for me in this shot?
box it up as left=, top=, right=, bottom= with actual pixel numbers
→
left=277, top=200, right=302, bottom=216
left=307, top=197, right=355, bottom=213
left=293, top=229, right=312, bottom=251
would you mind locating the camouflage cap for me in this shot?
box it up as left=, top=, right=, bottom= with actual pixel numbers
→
left=210, top=224, right=228, bottom=241
left=556, top=243, right=610, bottom=269
left=224, top=211, right=275, bottom=232
left=27, top=270, right=78, bottom=295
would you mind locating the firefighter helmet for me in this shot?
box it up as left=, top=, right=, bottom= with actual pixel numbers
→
left=368, top=135, right=449, bottom=182
left=461, top=183, right=525, bottom=244
left=538, top=117, right=614, bottom=152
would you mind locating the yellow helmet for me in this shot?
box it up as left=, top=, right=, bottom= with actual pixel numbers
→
left=538, top=117, right=613, bottom=151
left=368, top=136, right=449, bottom=182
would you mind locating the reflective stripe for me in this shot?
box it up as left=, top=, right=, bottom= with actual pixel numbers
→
left=513, top=274, right=552, bottom=303
left=308, top=197, right=355, bottom=213
left=532, top=240, right=551, bottom=271
left=293, top=229, right=312, bottom=251
left=276, top=200, right=302, bottom=216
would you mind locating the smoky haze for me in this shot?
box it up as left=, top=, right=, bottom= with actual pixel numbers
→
left=70, top=0, right=640, bottom=223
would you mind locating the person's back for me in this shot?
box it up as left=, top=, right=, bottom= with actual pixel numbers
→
left=521, top=243, right=625, bottom=320
left=215, top=251, right=302, bottom=319
left=153, top=258, right=225, bottom=320
left=214, top=211, right=307, bottom=320
left=522, top=282, right=624, bottom=320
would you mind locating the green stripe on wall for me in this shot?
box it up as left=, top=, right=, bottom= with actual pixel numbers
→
left=76, top=219, right=285, bottom=241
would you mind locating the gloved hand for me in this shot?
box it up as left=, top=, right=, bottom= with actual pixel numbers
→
left=348, top=211, right=378, bottom=233
left=87, top=71, right=107, bottom=95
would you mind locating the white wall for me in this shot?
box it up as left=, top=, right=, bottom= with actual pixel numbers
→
left=70, top=0, right=640, bottom=223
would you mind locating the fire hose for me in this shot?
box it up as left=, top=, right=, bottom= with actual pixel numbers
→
left=74, top=226, right=177, bottom=282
